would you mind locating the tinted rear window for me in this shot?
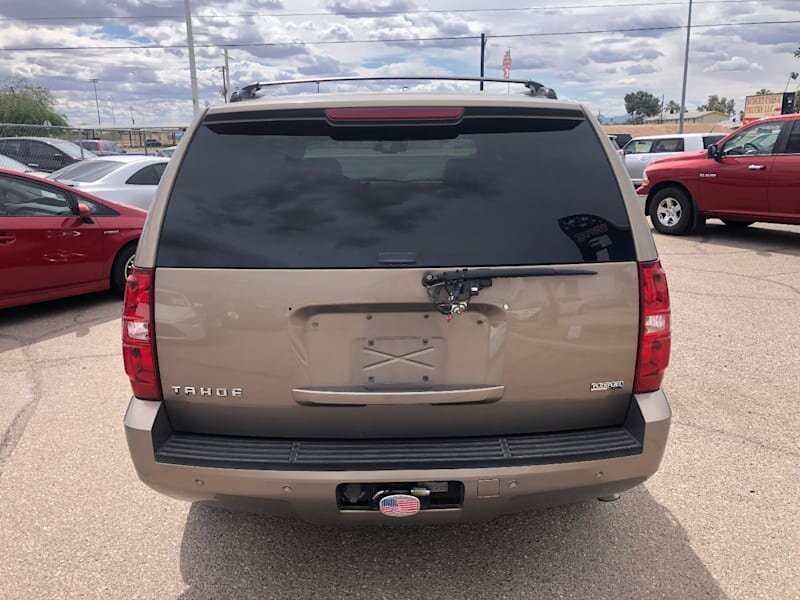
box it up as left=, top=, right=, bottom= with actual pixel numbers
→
left=158, top=109, right=635, bottom=268
left=702, top=134, right=725, bottom=149
left=51, top=160, right=120, bottom=182
left=52, top=140, right=95, bottom=159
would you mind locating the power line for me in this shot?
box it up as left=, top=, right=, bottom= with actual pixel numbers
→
left=0, top=0, right=784, bottom=22
left=0, top=19, right=796, bottom=52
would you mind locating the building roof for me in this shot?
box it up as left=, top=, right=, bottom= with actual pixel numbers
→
left=644, top=110, right=728, bottom=122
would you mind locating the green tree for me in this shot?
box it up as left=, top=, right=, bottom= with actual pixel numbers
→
left=624, top=91, right=661, bottom=122
left=0, top=77, right=68, bottom=126
left=665, top=100, right=681, bottom=114
left=697, top=94, right=736, bottom=116
left=755, top=88, right=773, bottom=95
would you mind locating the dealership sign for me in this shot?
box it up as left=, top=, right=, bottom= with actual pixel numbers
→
left=743, top=92, right=797, bottom=124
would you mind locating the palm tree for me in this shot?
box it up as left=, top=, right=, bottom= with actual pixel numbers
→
left=755, top=88, right=773, bottom=95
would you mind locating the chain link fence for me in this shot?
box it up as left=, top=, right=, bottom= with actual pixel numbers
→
left=0, top=123, right=186, bottom=172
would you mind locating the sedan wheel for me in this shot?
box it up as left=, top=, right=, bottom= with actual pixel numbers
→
left=111, top=244, right=137, bottom=295
left=124, top=253, right=135, bottom=279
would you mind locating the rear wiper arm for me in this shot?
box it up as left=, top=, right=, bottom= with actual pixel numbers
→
left=422, top=267, right=597, bottom=286
left=421, top=267, right=597, bottom=319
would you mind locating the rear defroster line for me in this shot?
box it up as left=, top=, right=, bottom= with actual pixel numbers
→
left=421, top=267, right=597, bottom=318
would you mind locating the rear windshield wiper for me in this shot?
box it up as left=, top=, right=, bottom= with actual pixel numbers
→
left=421, top=267, right=597, bottom=318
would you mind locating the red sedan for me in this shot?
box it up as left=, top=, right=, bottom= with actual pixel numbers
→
left=0, top=168, right=146, bottom=309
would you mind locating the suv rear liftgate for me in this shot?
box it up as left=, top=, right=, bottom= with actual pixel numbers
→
left=124, top=84, right=670, bottom=522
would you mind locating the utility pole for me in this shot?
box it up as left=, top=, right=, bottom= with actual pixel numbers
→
left=480, top=33, right=487, bottom=91
left=216, top=65, right=228, bottom=102
left=128, top=107, right=134, bottom=146
left=784, top=71, right=799, bottom=93
left=223, top=49, right=232, bottom=98
left=678, top=0, right=693, bottom=133
left=184, top=0, right=200, bottom=115
left=108, top=96, right=116, bottom=127
left=89, top=78, right=101, bottom=127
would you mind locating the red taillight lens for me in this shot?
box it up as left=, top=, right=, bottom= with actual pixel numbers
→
left=122, top=267, right=161, bottom=400
left=634, top=260, right=671, bottom=394
left=325, top=107, right=464, bottom=122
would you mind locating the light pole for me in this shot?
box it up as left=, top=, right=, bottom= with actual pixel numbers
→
left=89, top=78, right=101, bottom=127
left=184, top=0, right=200, bottom=115
left=784, top=72, right=799, bottom=93
left=107, top=96, right=116, bottom=127
left=215, top=65, right=228, bottom=102
left=223, top=49, right=231, bottom=97
left=678, top=0, right=693, bottom=134
left=129, top=107, right=135, bottom=147
left=480, top=33, right=487, bottom=91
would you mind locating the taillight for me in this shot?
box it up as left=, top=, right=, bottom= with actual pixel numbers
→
left=634, top=260, right=671, bottom=394
left=122, top=267, right=161, bottom=400
left=324, top=107, right=464, bottom=122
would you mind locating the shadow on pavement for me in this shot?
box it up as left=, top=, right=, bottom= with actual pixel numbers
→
left=658, top=221, right=800, bottom=258
left=0, top=291, right=121, bottom=351
left=178, top=486, right=726, bottom=600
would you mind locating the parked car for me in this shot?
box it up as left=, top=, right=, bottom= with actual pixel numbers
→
left=157, top=145, right=178, bottom=157
left=75, top=139, right=127, bottom=156
left=0, top=168, right=145, bottom=309
left=621, top=133, right=725, bottom=187
left=0, top=153, right=48, bottom=177
left=123, top=80, right=672, bottom=523
left=144, top=139, right=162, bottom=147
left=48, top=155, right=169, bottom=210
left=638, top=114, right=800, bottom=234
left=0, top=137, right=96, bottom=173
left=613, top=133, right=633, bottom=148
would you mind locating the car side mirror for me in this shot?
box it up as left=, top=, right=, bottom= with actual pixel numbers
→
left=707, top=144, right=721, bottom=159
left=77, top=201, right=93, bottom=223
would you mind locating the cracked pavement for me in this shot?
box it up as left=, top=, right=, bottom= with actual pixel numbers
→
left=0, top=221, right=798, bottom=599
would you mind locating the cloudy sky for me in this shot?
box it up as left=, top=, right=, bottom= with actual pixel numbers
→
left=0, top=0, right=798, bottom=126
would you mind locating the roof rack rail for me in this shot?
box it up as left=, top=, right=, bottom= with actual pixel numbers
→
left=228, top=76, right=558, bottom=103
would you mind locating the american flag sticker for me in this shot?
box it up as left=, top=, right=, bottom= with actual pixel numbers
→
left=379, top=494, right=421, bottom=517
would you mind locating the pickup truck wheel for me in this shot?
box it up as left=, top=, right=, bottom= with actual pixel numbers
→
left=111, top=243, right=136, bottom=295
left=649, top=188, right=694, bottom=235
left=722, top=219, right=753, bottom=228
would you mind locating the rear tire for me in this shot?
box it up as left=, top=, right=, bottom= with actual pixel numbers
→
left=722, top=219, right=754, bottom=229
left=649, top=188, right=694, bottom=235
left=111, top=243, right=136, bottom=295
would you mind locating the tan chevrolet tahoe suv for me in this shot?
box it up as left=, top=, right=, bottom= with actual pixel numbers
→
left=123, top=77, right=671, bottom=523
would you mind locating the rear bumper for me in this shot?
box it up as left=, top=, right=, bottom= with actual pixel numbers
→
left=124, top=392, right=670, bottom=524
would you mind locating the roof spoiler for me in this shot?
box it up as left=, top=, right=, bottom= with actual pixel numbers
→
left=229, top=76, right=558, bottom=103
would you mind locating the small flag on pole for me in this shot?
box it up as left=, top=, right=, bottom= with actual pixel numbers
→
left=502, top=50, right=512, bottom=80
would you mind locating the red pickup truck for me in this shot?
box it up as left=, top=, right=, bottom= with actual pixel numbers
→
left=637, top=114, right=800, bottom=235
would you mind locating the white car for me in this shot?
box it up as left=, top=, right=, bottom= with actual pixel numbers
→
left=157, top=146, right=178, bottom=157
left=621, top=133, right=725, bottom=187
left=0, top=153, right=49, bottom=178
left=48, top=155, right=169, bottom=210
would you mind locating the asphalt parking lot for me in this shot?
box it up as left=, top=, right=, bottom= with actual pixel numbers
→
left=1, top=220, right=798, bottom=600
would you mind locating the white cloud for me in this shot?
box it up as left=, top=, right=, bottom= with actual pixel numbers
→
left=0, top=0, right=796, bottom=124
left=704, top=56, right=764, bottom=73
